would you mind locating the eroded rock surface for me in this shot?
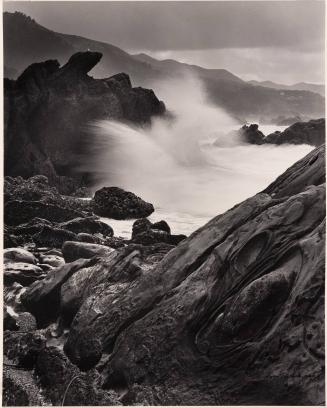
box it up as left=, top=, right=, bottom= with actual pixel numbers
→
left=62, top=145, right=325, bottom=405
left=92, top=186, right=154, bottom=219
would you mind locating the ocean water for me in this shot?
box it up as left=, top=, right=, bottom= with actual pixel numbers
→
left=81, top=74, right=313, bottom=239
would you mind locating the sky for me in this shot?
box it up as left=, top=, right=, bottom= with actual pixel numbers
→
left=3, top=1, right=325, bottom=84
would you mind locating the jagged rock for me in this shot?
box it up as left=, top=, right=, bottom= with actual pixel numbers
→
left=59, top=216, right=113, bottom=236
left=21, top=258, right=93, bottom=327
left=240, top=124, right=265, bottom=144
left=4, top=200, right=85, bottom=226
left=62, top=241, right=115, bottom=263
left=33, top=225, right=78, bottom=248
left=4, top=248, right=36, bottom=264
left=151, top=220, right=171, bottom=234
left=35, top=346, right=121, bottom=405
left=63, top=146, right=324, bottom=405
left=92, top=187, right=154, bottom=219
left=4, top=262, right=45, bottom=286
left=4, top=51, right=165, bottom=191
left=265, top=118, right=325, bottom=146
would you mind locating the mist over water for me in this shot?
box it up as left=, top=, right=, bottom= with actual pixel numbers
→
left=85, top=74, right=313, bottom=235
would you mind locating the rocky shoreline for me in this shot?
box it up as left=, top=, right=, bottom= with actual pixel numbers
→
left=3, top=144, right=325, bottom=405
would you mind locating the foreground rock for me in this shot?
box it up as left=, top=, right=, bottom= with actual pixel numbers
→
left=62, top=145, right=325, bottom=405
left=92, top=186, right=154, bottom=219
left=4, top=145, right=325, bottom=405
left=4, top=51, right=165, bottom=193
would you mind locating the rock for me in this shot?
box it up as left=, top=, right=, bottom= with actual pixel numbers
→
left=4, top=200, right=85, bottom=226
left=9, top=217, right=54, bottom=237
left=62, top=241, right=115, bottom=263
left=21, top=258, right=93, bottom=327
left=265, top=118, right=325, bottom=146
left=63, top=247, right=144, bottom=368
left=151, top=220, right=171, bottom=234
left=4, top=331, right=47, bottom=369
left=4, top=283, right=26, bottom=315
left=33, top=225, right=78, bottom=248
left=4, top=247, right=36, bottom=264
left=4, top=175, right=63, bottom=205
left=4, top=307, right=18, bottom=331
left=64, top=146, right=324, bottom=404
left=59, top=216, right=113, bottom=236
left=3, top=366, right=46, bottom=406
left=92, top=187, right=154, bottom=219
left=5, top=51, right=165, bottom=192
left=131, top=218, right=186, bottom=246
left=241, top=123, right=265, bottom=144
left=39, top=254, right=65, bottom=268
left=35, top=346, right=121, bottom=405
left=262, top=144, right=325, bottom=198
left=77, top=232, right=103, bottom=244
left=131, top=218, right=153, bottom=239
left=16, top=312, right=37, bottom=331
left=4, top=232, right=20, bottom=248
left=4, top=262, right=45, bottom=286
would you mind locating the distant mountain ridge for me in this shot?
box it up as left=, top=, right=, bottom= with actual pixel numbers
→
left=248, top=80, right=325, bottom=97
left=4, top=11, right=325, bottom=122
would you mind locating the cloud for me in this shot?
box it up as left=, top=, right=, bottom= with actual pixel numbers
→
left=4, top=1, right=325, bottom=52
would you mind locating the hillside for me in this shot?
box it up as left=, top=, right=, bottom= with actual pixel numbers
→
left=248, top=80, right=325, bottom=97
left=4, top=11, right=325, bottom=122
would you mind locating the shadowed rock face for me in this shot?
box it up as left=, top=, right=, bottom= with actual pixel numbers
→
left=59, top=146, right=325, bottom=405
left=4, top=51, right=165, bottom=193
left=265, top=118, right=325, bottom=147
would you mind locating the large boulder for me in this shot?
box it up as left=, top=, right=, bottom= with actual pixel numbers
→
left=92, top=187, right=154, bottom=219
left=63, top=146, right=324, bottom=405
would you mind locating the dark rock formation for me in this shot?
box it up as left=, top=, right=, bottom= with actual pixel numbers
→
left=59, top=216, right=113, bottom=237
left=92, top=187, right=154, bottom=219
left=265, top=118, right=325, bottom=146
left=21, top=258, right=94, bottom=327
left=4, top=51, right=165, bottom=192
left=131, top=218, right=186, bottom=245
left=240, top=123, right=265, bottom=144
left=4, top=200, right=85, bottom=226
left=61, top=145, right=325, bottom=405
left=220, top=119, right=325, bottom=148
left=35, top=346, right=121, bottom=405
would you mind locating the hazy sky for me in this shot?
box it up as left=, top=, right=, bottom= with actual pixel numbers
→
left=3, top=1, right=325, bottom=84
